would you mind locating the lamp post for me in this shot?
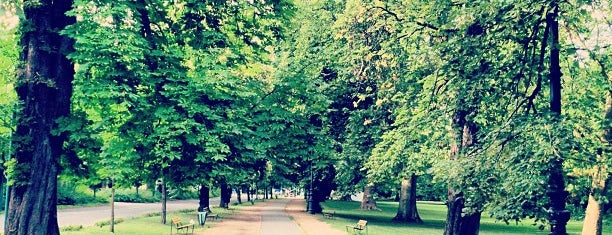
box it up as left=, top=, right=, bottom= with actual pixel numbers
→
left=306, top=158, right=314, bottom=214
left=546, top=4, right=569, bottom=234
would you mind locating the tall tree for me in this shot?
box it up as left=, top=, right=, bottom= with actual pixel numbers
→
left=5, top=0, right=74, bottom=234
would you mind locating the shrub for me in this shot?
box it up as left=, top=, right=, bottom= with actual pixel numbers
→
left=60, top=225, right=83, bottom=232
left=145, top=212, right=161, bottom=217
left=115, top=193, right=160, bottom=203
left=95, top=218, right=124, bottom=227
left=169, top=187, right=198, bottom=200
left=57, top=181, right=108, bottom=205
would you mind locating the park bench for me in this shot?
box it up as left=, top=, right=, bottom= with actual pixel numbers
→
left=345, top=220, right=368, bottom=234
left=202, top=207, right=219, bottom=221
left=197, top=211, right=208, bottom=227
left=323, top=210, right=335, bottom=219
left=170, top=217, right=195, bottom=235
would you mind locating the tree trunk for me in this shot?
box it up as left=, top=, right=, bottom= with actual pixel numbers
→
left=219, top=180, right=231, bottom=208
left=582, top=190, right=605, bottom=235
left=160, top=180, right=167, bottom=224
left=265, top=185, right=269, bottom=199
left=360, top=185, right=379, bottom=210
left=246, top=187, right=251, bottom=202
left=110, top=185, right=115, bottom=233
left=393, top=175, right=423, bottom=223
left=445, top=111, right=481, bottom=235
left=198, top=185, right=210, bottom=212
left=236, top=187, right=242, bottom=204
left=582, top=94, right=612, bottom=235
left=5, top=1, right=75, bottom=235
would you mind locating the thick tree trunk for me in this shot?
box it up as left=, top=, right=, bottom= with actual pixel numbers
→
left=246, top=187, right=251, bottom=202
left=393, top=175, right=422, bottom=223
left=582, top=193, right=604, bottom=235
left=160, top=180, right=167, bottom=224
left=445, top=112, right=481, bottom=235
left=5, top=1, right=75, bottom=235
left=236, top=187, right=242, bottom=204
left=198, top=185, right=210, bottom=212
left=360, top=185, right=379, bottom=210
left=582, top=94, right=612, bottom=235
left=219, top=180, right=231, bottom=208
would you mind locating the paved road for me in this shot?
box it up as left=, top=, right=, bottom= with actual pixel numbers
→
left=0, top=198, right=218, bottom=229
left=260, top=199, right=302, bottom=235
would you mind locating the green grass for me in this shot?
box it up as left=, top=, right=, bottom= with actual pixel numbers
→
left=60, top=204, right=241, bottom=235
left=320, top=200, right=612, bottom=235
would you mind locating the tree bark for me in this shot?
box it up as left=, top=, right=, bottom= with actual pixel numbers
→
left=360, top=185, right=379, bottom=210
left=445, top=111, right=481, bottom=235
left=198, top=185, right=210, bottom=212
left=582, top=92, right=612, bottom=235
left=160, top=180, right=167, bottom=224
left=393, top=175, right=423, bottom=223
left=110, top=185, right=115, bottom=233
left=5, top=1, right=75, bottom=234
left=246, top=186, right=251, bottom=202
left=219, top=180, right=231, bottom=208
left=236, top=187, right=242, bottom=204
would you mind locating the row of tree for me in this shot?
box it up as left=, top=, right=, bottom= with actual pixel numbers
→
left=0, top=0, right=609, bottom=235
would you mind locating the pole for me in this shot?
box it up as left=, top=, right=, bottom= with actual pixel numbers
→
left=3, top=123, right=12, bottom=232
left=547, top=4, right=569, bottom=235
left=110, top=178, right=115, bottom=233
left=307, top=159, right=314, bottom=214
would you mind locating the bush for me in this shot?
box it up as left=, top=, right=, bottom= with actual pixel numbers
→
left=95, top=218, right=124, bottom=227
left=169, top=187, right=198, bottom=200
left=60, top=225, right=83, bottom=232
left=113, top=193, right=160, bottom=203
left=57, top=181, right=108, bottom=206
left=98, top=188, right=161, bottom=203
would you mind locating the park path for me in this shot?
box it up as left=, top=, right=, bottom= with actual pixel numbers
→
left=0, top=198, right=216, bottom=229
left=199, top=198, right=346, bottom=235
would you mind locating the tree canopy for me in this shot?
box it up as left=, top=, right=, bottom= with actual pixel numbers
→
left=0, top=0, right=610, bottom=234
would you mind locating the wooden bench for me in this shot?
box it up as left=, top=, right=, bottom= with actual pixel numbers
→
left=323, top=210, right=335, bottom=219
left=207, top=213, right=219, bottom=221
left=202, top=207, right=219, bottom=221
left=170, top=217, right=194, bottom=235
left=346, top=220, right=368, bottom=234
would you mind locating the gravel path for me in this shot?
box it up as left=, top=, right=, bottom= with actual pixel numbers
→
left=260, top=199, right=302, bottom=235
left=199, top=198, right=346, bottom=235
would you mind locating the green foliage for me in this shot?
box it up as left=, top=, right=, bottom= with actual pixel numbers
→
left=320, top=200, right=602, bottom=235
left=94, top=218, right=124, bottom=228
left=57, top=181, right=108, bottom=205
left=2, top=0, right=607, bottom=231
left=112, top=193, right=158, bottom=203
left=60, top=225, right=83, bottom=232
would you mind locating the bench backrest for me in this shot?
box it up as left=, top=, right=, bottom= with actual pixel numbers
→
left=357, top=220, right=367, bottom=228
left=171, top=217, right=182, bottom=226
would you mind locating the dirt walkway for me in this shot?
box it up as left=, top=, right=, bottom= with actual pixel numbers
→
left=198, top=198, right=346, bottom=235
left=197, top=200, right=270, bottom=235
left=285, top=199, right=346, bottom=235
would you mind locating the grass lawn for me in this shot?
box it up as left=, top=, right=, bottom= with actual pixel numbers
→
left=61, top=205, right=239, bottom=235
left=320, top=200, right=612, bottom=235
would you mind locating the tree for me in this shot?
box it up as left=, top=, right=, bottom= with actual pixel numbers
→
left=5, top=1, right=74, bottom=234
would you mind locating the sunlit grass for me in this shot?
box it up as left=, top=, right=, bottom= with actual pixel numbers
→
left=60, top=203, right=244, bottom=235
left=320, top=200, right=612, bottom=235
